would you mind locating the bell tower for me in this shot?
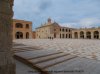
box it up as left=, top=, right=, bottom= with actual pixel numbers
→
left=48, top=18, right=52, bottom=24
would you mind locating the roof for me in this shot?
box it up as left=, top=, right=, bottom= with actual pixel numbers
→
left=13, top=19, right=32, bottom=24
left=73, top=27, right=100, bottom=31
left=36, top=22, right=60, bottom=29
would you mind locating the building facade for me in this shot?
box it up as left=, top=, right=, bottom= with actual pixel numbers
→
left=12, top=19, right=33, bottom=39
left=32, top=31, right=36, bottom=39
left=36, top=18, right=100, bottom=39
left=72, top=28, right=100, bottom=39
left=36, top=18, right=73, bottom=39
left=59, top=27, right=73, bottom=38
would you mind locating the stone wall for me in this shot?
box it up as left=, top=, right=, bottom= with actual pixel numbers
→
left=72, top=28, right=100, bottom=39
left=0, top=0, right=15, bottom=74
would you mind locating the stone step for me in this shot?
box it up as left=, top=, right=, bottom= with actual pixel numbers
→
left=13, top=46, right=42, bottom=53
left=13, top=48, right=35, bottom=53
left=27, top=52, right=62, bottom=60
left=15, top=49, right=61, bottom=59
left=36, top=55, right=77, bottom=69
left=14, top=55, right=49, bottom=74
left=13, top=43, right=26, bottom=46
left=29, top=53, right=70, bottom=64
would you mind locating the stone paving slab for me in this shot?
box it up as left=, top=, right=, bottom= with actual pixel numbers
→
left=15, top=49, right=62, bottom=60
left=16, top=60, right=39, bottom=74
left=13, top=39, right=100, bottom=61
left=13, top=48, right=35, bottom=53
left=36, top=55, right=77, bottom=69
left=46, top=57, right=100, bottom=74
left=29, top=53, right=69, bottom=64
left=13, top=39, right=100, bottom=74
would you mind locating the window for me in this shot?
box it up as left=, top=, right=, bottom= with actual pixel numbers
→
left=62, top=28, right=64, bottom=32
left=15, top=23, right=23, bottom=28
left=60, top=34, right=61, bottom=38
left=69, top=29, right=70, bottom=32
left=54, top=29, right=56, bottom=31
left=26, top=24, right=29, bottom=28
left=60, top=28, right=61, bottom=31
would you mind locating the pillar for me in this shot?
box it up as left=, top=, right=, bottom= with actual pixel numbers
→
left=91, top=31, right=94, bottom=39
left=84, top=31, right=86, bottom=39
left=78, top=32, right=80, bottom=39
left=0, top=0, right=15, bottom=74
left=99, top=31, right=100, bottom=39
left=72, top=32, right=74, bottom=39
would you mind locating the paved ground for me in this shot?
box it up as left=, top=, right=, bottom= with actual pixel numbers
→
left=13, top=39, right=100, bottom=60
left=16, top=60, right=39, bottom=74
left=13, top=39, right=100, bottom=74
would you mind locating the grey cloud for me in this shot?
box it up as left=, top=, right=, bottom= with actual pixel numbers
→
left=39, top=0, right=52, bottom=11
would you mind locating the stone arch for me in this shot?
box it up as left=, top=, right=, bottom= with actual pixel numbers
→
left=74, top=32, right=78, bottom=38
left=66, top=34, right=68, bottom=38
left=15, top=23, right=23, bottom=28
left=62, top=34, right=64, bottom=38
left=86, top=31, right=91, bottom=39
left=94, top=31, right=99, bottom=39
left=15, top=32, right=23, bottom=39
left=54, top=33, right=56, bottom=38
left=62, top=28, right=64, bottom=32
left=80, top=31, right=84, bottom=38
left=60, top=34, right=61, bottom=38
left=26, top=32, right=29, bottom=39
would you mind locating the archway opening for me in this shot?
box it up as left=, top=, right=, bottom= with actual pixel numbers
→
left=54, top=33, right=56, bottom=38
left=94, top=31, right=99, bottom=39
left=86, top=31, right=91, bottom=39
left=74, top=32, right=78, bottom=38
left=62, top=34, right=64, bottom=38
left=60, top=34, right=61, bottom=38
left=80, top=31, right=84, bottom=39
left=26, top=32, right=29, bottom=39
left=15, top=23, right=23, bottom=28
left=15, top=32, right=23, bottom=39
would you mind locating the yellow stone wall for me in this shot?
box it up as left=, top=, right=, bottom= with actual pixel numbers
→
left=12, top=19, right=32, bottom=39
left=36, top=20, right=73, bottom=39
left=72, top=28, right=100, bottom=39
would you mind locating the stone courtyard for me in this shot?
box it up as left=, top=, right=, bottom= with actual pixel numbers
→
left=14, top=39, right=100, bottom=60
left=13, top=39, right=100, bottom=74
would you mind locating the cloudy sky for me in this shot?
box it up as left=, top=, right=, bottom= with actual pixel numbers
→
left=13, top=0, right=100, bottom=30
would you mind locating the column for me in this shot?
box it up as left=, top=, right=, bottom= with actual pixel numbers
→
left=0, top=0, right=15, bottom=74
left=91, top=31, right=94, bottom=39
left=72, top=32, right=74, bottom=39
left=99, top=31, right=100, bottom=39
left=84, top=31, right=86, bottom=39
left=78, top=32, right=80, bottom=39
